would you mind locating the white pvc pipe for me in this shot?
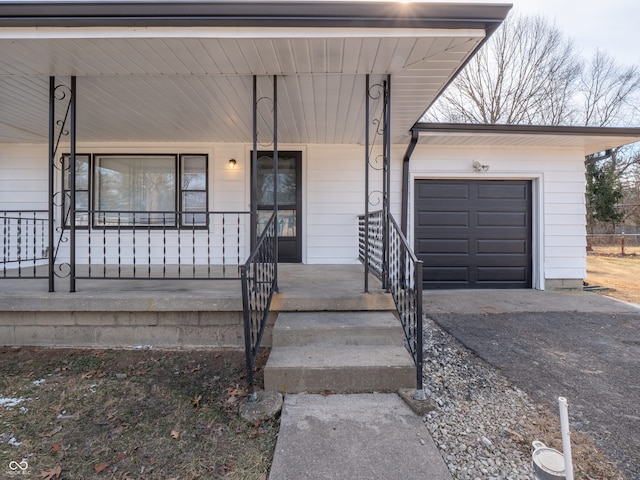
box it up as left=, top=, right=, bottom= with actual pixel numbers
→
left=559, top=397, right=574, bottom=480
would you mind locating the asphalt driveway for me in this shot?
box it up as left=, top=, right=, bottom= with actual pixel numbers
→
left=425, top=290, right=640, bottom=479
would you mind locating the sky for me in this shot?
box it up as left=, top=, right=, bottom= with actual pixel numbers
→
left=500, top=0, right=640, bottom=66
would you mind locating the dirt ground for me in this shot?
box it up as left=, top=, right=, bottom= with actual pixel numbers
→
left=0, top=348, right=276, bottom=480
left=586, top=247, right=640, bottom=305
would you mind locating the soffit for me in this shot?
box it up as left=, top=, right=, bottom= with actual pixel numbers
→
left=0, top=27, right=486, bottom=144
left=417, top=130, right=640, bottom=156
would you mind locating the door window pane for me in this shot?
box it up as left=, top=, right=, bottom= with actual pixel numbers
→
left=257, top=210, right=296, bottom=237
left=277, top=210, right=296, bottom=237
left=257, top=154, right=297, bottom=206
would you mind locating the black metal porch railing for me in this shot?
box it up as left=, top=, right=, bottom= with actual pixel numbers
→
left=1, top=210, right=49, bottom=278
left=358, top=209, right=384, bottom=282
left=358, top=210, right=425, bottom=399
left=71, top=210, right=250, bottom=280
left=240, top=212, right=277, bottom=403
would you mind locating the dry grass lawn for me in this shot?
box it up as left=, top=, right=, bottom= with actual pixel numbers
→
left=0, top=348, right=276, bottom=480
left=586, top=246, right=640, bottom=305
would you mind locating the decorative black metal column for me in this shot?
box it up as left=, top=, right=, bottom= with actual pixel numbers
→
left=48, top=77, right=56, bottom=292
left=272, top=75, right=278, bottom=292
left=382, top=76, right=390, bottom=290
left=69, top=76, right=77, bottom=292
left=363, top=75, right=390, bottom=291
left=251, top=75, right=279, bottom=291
left=251, top=76, right=258, bottom=251
left=364, top=75, right=370, bottom=293
left=48, top=76, right=75, bottom=292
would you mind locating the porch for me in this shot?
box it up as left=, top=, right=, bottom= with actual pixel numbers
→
left=0, top=264, right=393, bottom=349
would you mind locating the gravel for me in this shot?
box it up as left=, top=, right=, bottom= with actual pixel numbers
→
left=421, top=316, right=539, bottom=480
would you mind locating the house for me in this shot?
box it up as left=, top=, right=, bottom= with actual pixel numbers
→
left=1, top=1, right=640, bottom=394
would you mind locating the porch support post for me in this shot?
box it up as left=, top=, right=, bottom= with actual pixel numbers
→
left=69, top=76, right=76, bottom=292
left=364, top=74, right=370, bottom=293
left=251, top=76, right=258, bottom=250
left=401, top=129, right=419, bottom=237
left=272, top=75, right=278, bottom=292
left=382, top=75, right=391, bottom=290
left=48, top=77, right=56, bottom=292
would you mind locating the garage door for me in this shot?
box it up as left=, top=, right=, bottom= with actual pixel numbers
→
left=415, top=180, right=532, bottom=289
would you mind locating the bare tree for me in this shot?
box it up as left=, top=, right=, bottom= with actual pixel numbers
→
left=427, top=13, right=640, bottom=128
left=579, top=50, right=640, bottom=127
left=428, top=14, right=581, bottom=125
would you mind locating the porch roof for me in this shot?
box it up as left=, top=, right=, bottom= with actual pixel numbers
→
left=413, top=123, right=640, bottom=155
left=0, top=1, right=511, bottom=145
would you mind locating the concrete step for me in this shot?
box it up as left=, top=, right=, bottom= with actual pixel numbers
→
left=264, top=344, right=415, bottom=393
left=265, top=311, right=416, bottom=393
left=272, top=311, right=404, bottom=347
left=264, top=345, right=416, bottom=393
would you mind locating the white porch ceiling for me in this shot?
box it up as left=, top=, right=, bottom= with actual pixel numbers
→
left=0, top=27, right=486, bottom=145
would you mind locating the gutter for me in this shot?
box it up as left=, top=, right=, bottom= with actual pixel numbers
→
left=413, top=122, right=640, bottom=138
left=0, top=1, right=512, bottom=28
left=400, top=129, right=418, bottom=237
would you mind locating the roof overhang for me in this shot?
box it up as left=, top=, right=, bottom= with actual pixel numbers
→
left=0, top=1, right=511, bottom=145
left=0, top=1, right=511, bottom=29
left=413, top=123, right=640, bottom=155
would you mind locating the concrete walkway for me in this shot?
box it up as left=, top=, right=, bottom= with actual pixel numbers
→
left=269, top=393, right=452, bottom=480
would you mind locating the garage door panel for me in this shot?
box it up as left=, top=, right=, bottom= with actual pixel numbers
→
left=477, top=211, right=528, bottom=227
left=477, top=183, right=528, bottom=200
left=477, top=239, right=527, bottom=254
left=424, top=266, right=469, bottom=282
left=417, top=182, right=469, bottom=200
left=419, top=238, right=469, bottom=254
left=419, top=211, right=469, bottom=227
left=415, top=179, right=532, bottom=289
left=477, top=267, right=529, bottom=282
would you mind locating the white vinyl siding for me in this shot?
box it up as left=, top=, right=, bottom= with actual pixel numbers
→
left=0, top=144, right=48, bottom=211
left=1, top=141, right=589, bottom=284
left=409, top=144, right=588, bottom=288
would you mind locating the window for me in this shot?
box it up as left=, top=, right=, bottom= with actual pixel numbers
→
left=63, top=153, right=208, bottom=227
left=180, top=155, right=207, bottom=226
left=62, top=154, right=90, bottom=227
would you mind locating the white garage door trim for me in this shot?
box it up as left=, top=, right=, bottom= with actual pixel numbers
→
left=408, top=172, right=544, bottom=290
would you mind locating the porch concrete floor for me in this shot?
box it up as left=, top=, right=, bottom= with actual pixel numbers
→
left=0, top=264, right=394, bottom=312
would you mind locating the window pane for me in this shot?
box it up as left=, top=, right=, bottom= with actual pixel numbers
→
left=76, top=157, right=90, bottom=191
left=63, top=155, right=90, bottom=191
left=257, top=210, right=296, bottom=237
left=277, top=210, right=296, bottom=237
left=257, top=154, right=297, bottom=206
left=182, top=155, right=207, bottom=190
left=76, top=191, right=89, bottom=211
left=95, top=155, right=176, bottom=225
left=182, top=191, right=206, bottom=210
left=257, top=210, right=273, bottom=237
left=182, top=191, right=207, bottom=226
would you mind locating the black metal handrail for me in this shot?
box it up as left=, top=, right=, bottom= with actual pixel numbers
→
left=1, top=210, right=49, bottom=279
left=240, top=211, right=277, bottom=403
left=358, top=210, right=425, bottom=399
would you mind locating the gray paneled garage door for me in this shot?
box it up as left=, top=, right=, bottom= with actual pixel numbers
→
left=415, top=180, right=532, bottom=289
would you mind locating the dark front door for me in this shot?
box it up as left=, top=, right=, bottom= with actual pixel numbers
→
left=415, top=179, right=532, bottom=289
left=254, top=151, right=302, bottom=263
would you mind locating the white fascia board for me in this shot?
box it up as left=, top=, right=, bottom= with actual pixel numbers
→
left=0, top=26, right=486, bottom=40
